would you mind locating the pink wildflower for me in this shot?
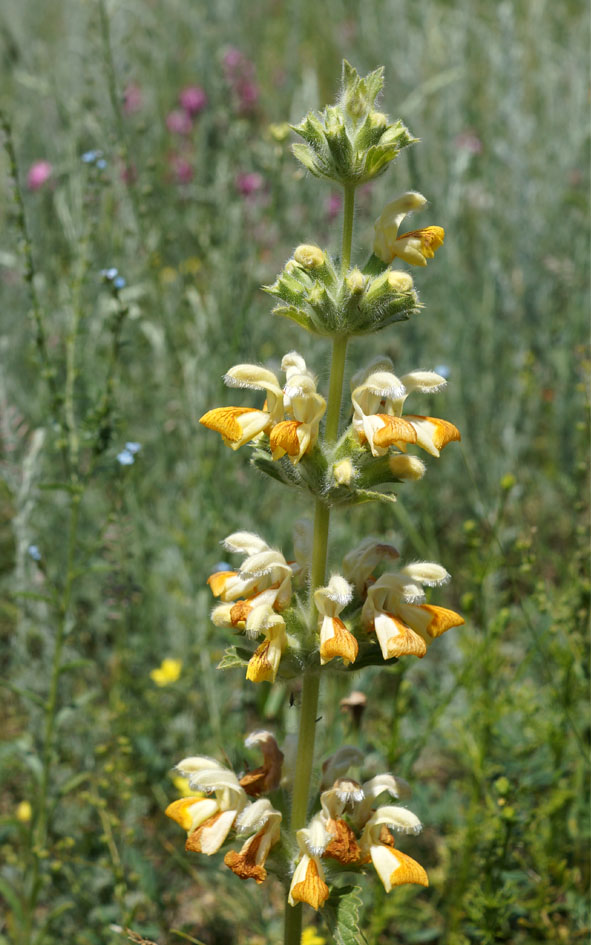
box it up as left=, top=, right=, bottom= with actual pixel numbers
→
left=235, top=171, right=264, bottom=197
left=455, top=130, right=483, bottom=154
left=123, top=83, right=143, bottom=114
left=179, top=85, right=207, bottom=116
left=325, top=193, right=342, bottom=221
left=27, top=161, right=52, bottom=191
left=223, top=47, right=244, bottom=71
left=237, top=80, right=259, bottom=111
left=170, top=154, right=194, bottom=185
left=166, top=110, right=193, bottom=136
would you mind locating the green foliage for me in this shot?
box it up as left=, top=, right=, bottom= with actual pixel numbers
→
left=0, top=0, right=589, bottom=944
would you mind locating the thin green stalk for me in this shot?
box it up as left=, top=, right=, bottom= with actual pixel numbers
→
left=341, top=185, right=355, bottom=273
left=24, top=490, right=81, bottom=945
left=283, top=187, right=356, bottom=945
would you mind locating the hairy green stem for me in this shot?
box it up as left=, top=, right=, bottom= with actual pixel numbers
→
left=283, top=188, right=356, bottom=945
left=341, top=185, right=355, bottom=273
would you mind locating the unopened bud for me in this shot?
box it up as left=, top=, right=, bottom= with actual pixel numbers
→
left=369, top=110, right=388, bottom=130
left=388, top=454, right=426, bottom=481
left=346, top=268, right=365, bottom=293
left=333, top=458, right=356, bottom=486
left=387, top=270, right=414, bottom=293
left=294, top=244, right=325, bottom=269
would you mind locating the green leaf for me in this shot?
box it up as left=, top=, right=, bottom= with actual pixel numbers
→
left=351, top=489, right=398, bottom=506
left=216, top=646, right=248, bottom=671
left=291, top=143, right=322, bottom=176
left=0, top=876, right=24, bottom=926
left=57, top=772, right=92, bottom=796
left=0, top=678, right=46, bottom=707
left=324, top=884, right=367, bottom=945
left=272, top=304, right=314, bottom=333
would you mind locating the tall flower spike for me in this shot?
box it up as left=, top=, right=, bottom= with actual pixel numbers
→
left=314, top=575, right=358, bottom=666
left=373, top=191, right=444, bottom=266
left=361, top=564, right=464, bottom=660
left=199, top=364, right=284, bottom=450
left=359, top=806, right=428, bottom=892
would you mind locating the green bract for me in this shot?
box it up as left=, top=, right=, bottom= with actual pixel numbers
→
left=263, top=251, right=420, bottom=337
left=290, top=61, right=417, bottom=186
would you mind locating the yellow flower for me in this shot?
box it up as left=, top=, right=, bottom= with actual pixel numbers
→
left=314, top=576, right=358, bottom=667
left=351, top=359, right=460, bottom=458
left=373, top=191, right=444, bottom=266
left=361, top=563, right=464, bottom=660
left=150, top=658, right=182, bottom=686
left=359, top=807, right=428, bottom=892
left=302, top=929, right=326, bottom=945
left=16, top=800, right=32, bottom=823
left=200, top=364, right=284, bottom=451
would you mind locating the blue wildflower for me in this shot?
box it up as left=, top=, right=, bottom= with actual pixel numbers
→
left=210, top=561, right=232, bottom=573
left=113, top=276, right=126, bottom=290
left=434, top=364, right=451, bottom=379
left=28, top=544, right=42, bottom=561
left=100, top=267, right=119, bottom=281
left=125, top=442, right=141, bottom=454
left=116, top=450, right=135, bottom=466
left=96, top=158, right=107, bottom=170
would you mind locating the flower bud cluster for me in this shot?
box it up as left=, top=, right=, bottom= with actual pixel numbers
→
left=264, top=246, right=419, bottom=337
left=290, top=61, right=416, bottom=187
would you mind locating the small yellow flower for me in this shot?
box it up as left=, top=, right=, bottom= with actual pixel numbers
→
left=150, top=658, right=182, bottom=686
left=268, top=122, right=291, bottom=142
left=179, top=256, right=202, bottom=275
left=159, top=266, right=178, bottom=284
left=302, top=929, right=326, bottom=945
left=16, top=801, right=32, bottom=823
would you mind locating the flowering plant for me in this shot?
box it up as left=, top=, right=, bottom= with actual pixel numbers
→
left=166, top=61, right=462, bottom=944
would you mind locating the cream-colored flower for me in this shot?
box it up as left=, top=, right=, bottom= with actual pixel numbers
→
left=374, top=191, right=444, bottom=266
left=270, top=369, right=326, bottom=463
left=165, top=757, right=248, bottom=855
left=314, top=575, right=358, bottom=666
left=207, top=532, right=293, bottom=625
left=224, top=798, right=282, bottom=884
left=351, top=359, right=460, bottom=458
left=362, top=563, right=464, bottom=659
left=359, top=806, right=428, bottom=892
left=245, top=609, right=287, bottom=684
left=351, top=360, right=417, bottom=457
left=199, top=364, right=284, bottom=450
left=288, top=817, right=331, bottom=910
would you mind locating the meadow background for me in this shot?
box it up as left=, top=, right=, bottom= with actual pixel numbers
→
left=0, top=0, right=589, bottom=943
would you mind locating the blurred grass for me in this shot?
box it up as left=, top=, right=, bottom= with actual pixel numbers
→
left=0, top=0, right=589, bottom=943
